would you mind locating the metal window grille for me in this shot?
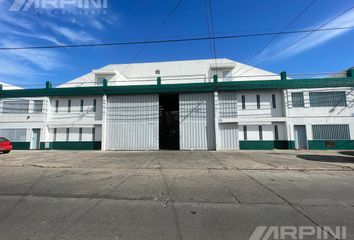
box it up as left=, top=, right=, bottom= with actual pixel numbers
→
left=291, top=92, right=304, bottom=107
left=309, top=91, right=347, bottom=107
left=0, top=129, right=26, bottom=142
left=2, top=100, right=29, bottom=113
left=33, top=100, right=43, bottom=113
left=219, top=92, right=237, bottom=118
left=312, top=124, right=350, bottom=140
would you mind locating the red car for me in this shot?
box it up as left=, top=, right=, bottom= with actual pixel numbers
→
left=0, top=137, right=13, bottom=154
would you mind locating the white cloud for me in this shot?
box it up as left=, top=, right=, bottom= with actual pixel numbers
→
left=0, top=1, right=118, bottom=86
left=0, top=39, right=66, bottom=71
left=52, top=25, right=99, bottom=43
left=260, top=8, right=354, bottom=62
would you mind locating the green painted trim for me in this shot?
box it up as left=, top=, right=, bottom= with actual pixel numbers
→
left=308, top=140, right=354, bottom=150
left=240, top=141, right=294, bottom=150
left=1, top=77, right=353, bottom=98
left=12, top=142, right=30, bottom=150
left=49, top=141, right=101, bottom=150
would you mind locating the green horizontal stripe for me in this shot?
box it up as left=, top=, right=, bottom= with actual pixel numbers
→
left=240, top=141, right=295, bottom=150
left=1, top=77, right=353, bottom=98
left=308, top=140, right=354, bottom=150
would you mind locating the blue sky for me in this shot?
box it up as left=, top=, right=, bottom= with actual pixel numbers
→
left=0, top=0, right=353, bottom=87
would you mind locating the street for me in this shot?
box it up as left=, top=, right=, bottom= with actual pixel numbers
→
left=0, top=150, right=353, bottom=240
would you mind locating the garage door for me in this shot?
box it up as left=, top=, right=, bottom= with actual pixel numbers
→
left=106, top=95, right=159, bottom=150
left=179, top=93, right=215, bottom=150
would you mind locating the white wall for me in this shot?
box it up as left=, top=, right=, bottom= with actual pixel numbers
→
left=237, top=90, right=284, bottom=118
left=48, top=96, right=102, bottom=127
left=50, top=127, right=100, bottom=142
left=238, top=123, right=286, bottom=141
left=0, top=97, right=48, bottom=143
left=285, top=87, right=354, bottom=141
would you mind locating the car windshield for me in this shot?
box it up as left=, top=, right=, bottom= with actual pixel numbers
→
left=0, top=137, right=9, bottom=142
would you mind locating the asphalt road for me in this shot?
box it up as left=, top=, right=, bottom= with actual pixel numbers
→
left=0, top=150, right=353, bottom=240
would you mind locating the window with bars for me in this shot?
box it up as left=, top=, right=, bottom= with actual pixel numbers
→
left=219, top=92, right=237, bottom=118
left=2, top=100, right=29, bottom=113
left=312, top=124, right=350, bottom=140
left=291, top=92, right=304, bottom=108
left=33, top=100, right=43, bottom=113
left=0, top=129, right=26, bottom=142
left=309, top=91, right=347, bottom=107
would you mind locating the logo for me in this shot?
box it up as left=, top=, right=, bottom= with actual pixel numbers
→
left=9, top=0, right=108, bottom=13
left=249, top=226, right=347, bottom=240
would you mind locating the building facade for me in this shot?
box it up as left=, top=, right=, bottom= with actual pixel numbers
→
left=0, top=59, right=353, bottom=150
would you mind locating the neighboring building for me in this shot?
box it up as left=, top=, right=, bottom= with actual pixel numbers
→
left=0, top=59, right=353, bottom=150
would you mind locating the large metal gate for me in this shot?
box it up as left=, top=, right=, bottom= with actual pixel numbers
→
left=179, top=93, right=215, bottom=150
left=106, top=95, right=159, bottom=150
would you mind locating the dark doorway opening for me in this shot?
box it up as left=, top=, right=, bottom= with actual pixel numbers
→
left=159, top=94, right=180, bottom=150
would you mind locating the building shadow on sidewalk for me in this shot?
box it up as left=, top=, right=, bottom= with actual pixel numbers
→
left=339, top=151, right=354, bottom=157
left=297, top=153, right=354, bottom=163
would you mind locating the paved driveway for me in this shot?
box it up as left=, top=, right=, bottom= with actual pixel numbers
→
left=0, top=150, right=353, bottom=240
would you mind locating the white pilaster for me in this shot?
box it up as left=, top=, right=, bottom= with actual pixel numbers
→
left=101, top=95, right=108, bottom=151
left=214, top=91, right=221, bottom=151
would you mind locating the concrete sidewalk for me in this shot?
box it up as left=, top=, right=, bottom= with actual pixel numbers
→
left=0, top=150, right=353, bottom=240
left=1, top=150, right=354, bottom=170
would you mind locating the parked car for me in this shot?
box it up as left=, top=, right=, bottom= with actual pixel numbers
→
left=0, top=137, right=13, bottom=154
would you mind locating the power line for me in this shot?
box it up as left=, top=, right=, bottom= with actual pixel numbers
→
left=236, top=5, right=354, bottom=77
left=234, top=0, right=318, bottom=76
left=204, top=0, right=214, bottom=63
left=29, top=6, right=93, bottom=84
left=204, top=0, right=218, bottom=69
left=120, top=0, right=184, bottom=75
left=0, top=26, right=352, bottom=51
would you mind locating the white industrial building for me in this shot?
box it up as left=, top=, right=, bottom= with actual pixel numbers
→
left=0, top=59, right=353, bottom=151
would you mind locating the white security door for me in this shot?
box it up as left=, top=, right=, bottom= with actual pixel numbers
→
left=294, top=125, right=307, bottom=149
left=179, top=93, right=215, bottom=150
left=31, top=129, right=41, bottom=150
left=106, top=95, right=159, bottom=150
left=219, top=123, right=239, bottom=150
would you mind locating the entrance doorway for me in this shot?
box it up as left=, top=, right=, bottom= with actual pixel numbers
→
left=31, top=129, right=41, bottom=150
left=294, top=125, right=307, bottom=149
left=159, top=94, right=179, bottom=150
